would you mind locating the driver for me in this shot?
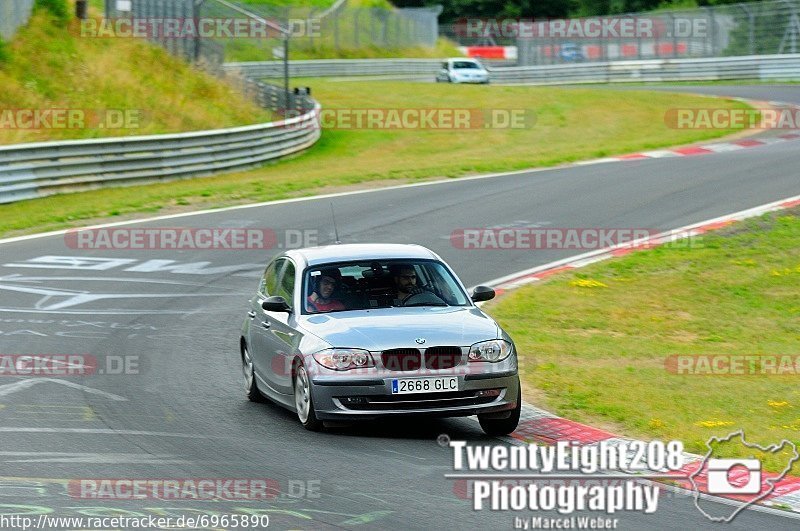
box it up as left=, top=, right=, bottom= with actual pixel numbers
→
left=390, top=264, right=428, bottom=304
left=307, top=268, right=346, bottom=313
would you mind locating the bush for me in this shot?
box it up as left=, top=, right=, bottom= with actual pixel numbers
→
left=35, top=0, right=70, bottom=25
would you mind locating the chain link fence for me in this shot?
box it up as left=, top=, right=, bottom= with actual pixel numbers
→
left=1, top=0, right=35, bottom=40
left=104, top=0, right=223, bottom=68
left=439, top=0, right=800, bottom=66
left=199, top=0, right=441, bottom=62
left=102, top=0, right=320, bottom=115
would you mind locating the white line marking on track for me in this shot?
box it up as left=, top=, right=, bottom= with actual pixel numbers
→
left=0, top=379, right=128, bottom=400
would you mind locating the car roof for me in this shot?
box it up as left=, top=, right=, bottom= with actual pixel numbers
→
left=449, top=57, right=479, bottom=62
left=287, top=243, right=439, bottom=267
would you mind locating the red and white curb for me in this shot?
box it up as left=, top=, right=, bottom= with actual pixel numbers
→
left=578, top=133, right=800, bottom=165
left=476, top=192, right=800, bottom=516
left=483, top=193, right=800, bottom=296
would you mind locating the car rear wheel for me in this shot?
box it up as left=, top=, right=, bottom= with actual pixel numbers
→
left=243, top=346, right=265, bottom=403
left=294, top=363, right=323, bottom=431
left=478, top=389, right=521, bottom=436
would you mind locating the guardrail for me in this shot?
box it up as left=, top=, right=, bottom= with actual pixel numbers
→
left=224, top=59, right=444, bottom=79
left=226, top=54, right=800, bottom=84
left=0, top=87, right=321, bottom=204
left=489, top=54, right=800, bottom=84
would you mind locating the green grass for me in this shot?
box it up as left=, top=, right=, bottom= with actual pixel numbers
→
left=0, top=81, right=751, bottom=237
left=0, top=4, right=272, bottom=144
left=485, top=209, right=800, bottom=471
left=218, top=0, right=458, bottom=61
left=225, top=38, right=460, bottom=62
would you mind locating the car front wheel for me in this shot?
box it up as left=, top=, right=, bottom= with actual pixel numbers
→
left=478, top=388, right=521, bottom=436
left=294, top=363, right=323, bottom=431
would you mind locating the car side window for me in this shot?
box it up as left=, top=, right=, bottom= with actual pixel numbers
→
left=259, top=261, right=279, bottom=296
left=275, top=260, right=296, bottom=309
left=442, top=61, right=448, bottom=70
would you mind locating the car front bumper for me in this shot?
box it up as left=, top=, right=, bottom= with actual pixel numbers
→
left=453, top=76, right=489, bottom=84
left=309, top=366, right=520, bottom=421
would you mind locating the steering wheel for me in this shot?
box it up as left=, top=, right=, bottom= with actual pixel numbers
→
left=401, top=290, right=447, bottom=306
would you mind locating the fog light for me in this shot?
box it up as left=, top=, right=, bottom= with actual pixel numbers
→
left=476, top=389, right=501, bottom=397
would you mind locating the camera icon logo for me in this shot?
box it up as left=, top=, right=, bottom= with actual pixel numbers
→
left=706, top=458, right=762, bottom=494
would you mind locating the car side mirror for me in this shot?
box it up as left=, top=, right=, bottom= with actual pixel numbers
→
left=262, top=296, right=291, bottom=313
left=471, top=286, right=495, bottom=303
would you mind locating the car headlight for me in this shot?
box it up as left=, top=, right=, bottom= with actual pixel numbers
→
left=468, top=340, right=512, bottom=362
left=313, top=348, right=375, bottom=371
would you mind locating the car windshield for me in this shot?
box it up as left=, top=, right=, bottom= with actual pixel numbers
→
left=452, top=61, right=480, bottom=69
left=303, top=259, right=471, bottom=314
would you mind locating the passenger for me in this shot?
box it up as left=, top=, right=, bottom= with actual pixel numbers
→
left=307, top=269, right=346, bottom=313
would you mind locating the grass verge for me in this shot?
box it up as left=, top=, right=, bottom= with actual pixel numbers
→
left=1, top=81, right=751, bottom=237
left=485, top=208, right=800, bottom=471
left=224, top=38, right=460, bottom=62
left=0, top=6, right=271, bottom=145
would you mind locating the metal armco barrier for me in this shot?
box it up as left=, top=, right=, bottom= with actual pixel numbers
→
left=0, top=103, right=321, bottom=204
left=224, top=59, right=444, bottom=78
left=488, top=54, right=800, bottom=84
left=226, top=54, right=800, bottom=84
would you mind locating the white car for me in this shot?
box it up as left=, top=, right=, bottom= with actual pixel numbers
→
left=436, top=58, right=490, bottom=84
left=239, top=244, right=521, bottom=434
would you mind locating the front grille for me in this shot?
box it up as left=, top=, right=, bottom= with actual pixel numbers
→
left=381, top=348, right=421, bottom=371
left=424, top=346, right=462, bottom=370
left=337, top=389, right=501, bottom=411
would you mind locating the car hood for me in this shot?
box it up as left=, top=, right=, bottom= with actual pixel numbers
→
left=297, top=306, right=500, bottom=352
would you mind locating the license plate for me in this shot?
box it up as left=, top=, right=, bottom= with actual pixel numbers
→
left=391, top=377, right=458, bottom=395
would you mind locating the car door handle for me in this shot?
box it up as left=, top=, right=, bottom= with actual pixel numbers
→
left=261, top=321, right=271, bottom=329
left=247, top=311, right=256, bottom=319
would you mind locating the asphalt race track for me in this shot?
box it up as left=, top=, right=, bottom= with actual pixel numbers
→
left=0, top=85, right=798, bottom=530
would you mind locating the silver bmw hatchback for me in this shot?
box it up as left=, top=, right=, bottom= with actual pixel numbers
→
left=240, top=243, right=521, bottom=435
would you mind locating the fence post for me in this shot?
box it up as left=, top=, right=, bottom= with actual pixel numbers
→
left=333, top=8, right=339, bottom=52
left=353, top=9, right=359, bottom=48
left=739, top=4, right=755, bottom=55
left=308, top=8, right=315, bottom=49
left=635, top=14, right=642, bottom=59
left=703, top=6, right=716, bottom=56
